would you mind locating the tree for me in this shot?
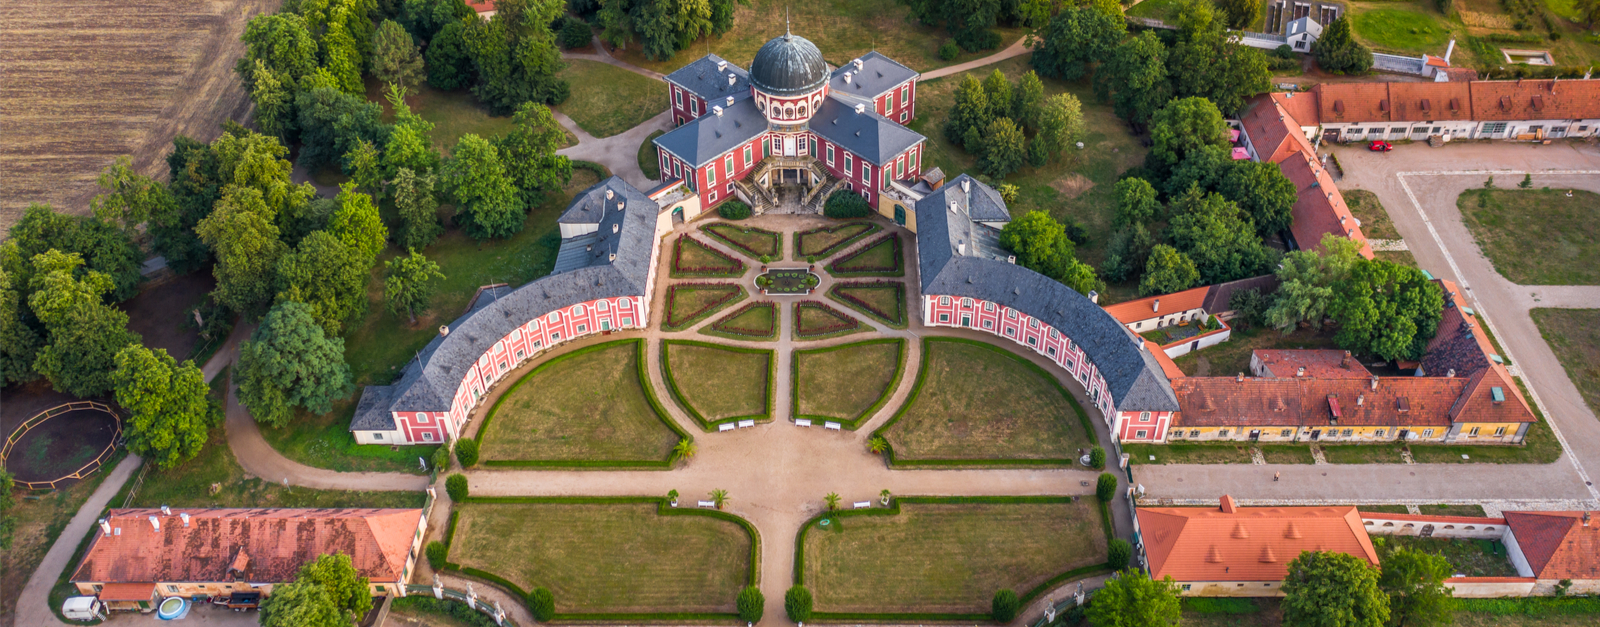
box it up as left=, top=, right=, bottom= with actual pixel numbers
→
left=236, top=301, right=353, bottom=427
left=1035, top=93, right=1085, bottom=162
left=452, top=438, right=479, bottom=467
left=384, top=249, right=444, bottom=324
left=1281, top=551, right=1390, bottom=627
left=296, top=86, right=389, bottom=171
left=824, top=492, right=842, bottom=511
left=345, top=140, right=384, bottom=200
left=297, top=553, right=373, bottom=619
left=992, top=589, right=1020, bottom=622
left=1168, top=3, right=1272, bottom=115
left=1012, top=71, right=1045, bottom=130
left=260, top=580, right=344, bottom=627
left=0, top=471, right=15, bottom=551
left=156, top=135, right=223, bottom=274
left=1576, top=0, right=1600, bottom=27
left=1089, top=446, right=1106, bottom=469
left=92, top=156, right=175, bottom=231
left=1380, top=547, right=1455, bottom=627
left=327, top=186, right=389, bottom=262
left=248, top=60, right=298, bottom=142
left=671, top=438, right=696, bottom=462
left=1313, top=16, right=1373, bottom=74
left=982, top=69, right=1014, bottom=121
left=998, top=210, right=1098, bottom=293
left=384, top=88, right=443, bottom=179
left=1218, top=0, right=1263, bottom=30
left=1221, top=160, right=1298, bottom=236
left=494, top=101, right=574, bottom=206
left=824, top=190, right=873, bottom=219
left=426, top=20, right=477, bottom=89
left=393, top=169, right=444, bottom=250
left=27, top=251, right=141, bottom=397
left=446, top=473, right=469, bottom=500
left=1086, top=570, right=1182, bottom=627
left=737, top=586, right=764, bottom=623
left=1103, top=223, right=1156, bottom=285
left=1096, top=472, right=1118, bottom=502
left=1107, top=539, right=1133, bottom=570
left=980, top=118, right=1027, bottom=179
left=1140, top=244, right=1200, bottom=296
left=111, top=345, right=216, bottom=470
left=786, top=585, right=813, bottom=623
left=1329, top=259, right=1444, bottom=362
left=710, top=488, right=729, bottom=509
left=443, top=134, right=524, bottom=240
left=1095, top=31, right=1170, bottom=127
left=868, top=435, right=888, bottom=454
left=461, top=2, right=570, bottom=114
left=946, top=74, right=992, bottom=148
left=4, top=203, right=143, bottom=303
left=1115, top=178, right=1161, bottom=228
left=237, top=12, right=320, bottom=85
left=276, top=231, right=369, bottom=337
left=1166, top=188, right=1278, bottom=284
left=1264, top=233, right=1364, bottom=332
left=0, top=267, right=42, bottom=387
left=529, top=588, right=556, bottom=622
left=1032, top=6, right=1127, bottom=81
left=1150, top=97, right=1232, bottom=169
left=321, top=6, right=366, bottom=95
left=373, top=20, right=426, bottom=88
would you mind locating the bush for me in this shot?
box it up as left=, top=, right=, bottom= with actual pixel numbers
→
left=1096, top=472, right=1117, bottom=503
left=425, top=541, right=447, bottom=569
left=824, top=190, right=872, bottom=219
left=939, top=40, right=960, bottom=61
left=737, top=585, right=765, bottom=623
left=1273, top=44, right=1296, bottom=59
left=718, top=200, right=752, bottom=220
left=992, top=589, right=1020, bottom=623
left=1107, top=538, right=1132, bottom=570
left=454, top=439, right=479, bottom=468
left=430, top=445, right=450, bottom=472
left=561, top=18, right=592, bottom=49
left=528, top=587, right=555, bottom=622
left=392, top=596, right=497, bottom=627
left=1089, top=446, right=1106, bottom=469
left=446, top=473, right=469, bottom=501
left=785, top=585, right=813, bottom=623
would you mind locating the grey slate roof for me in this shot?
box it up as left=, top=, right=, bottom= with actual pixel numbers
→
left=350, top=177, right=660, bottom=432
left=664, top=54, right=752, bottom=103
left=812, top=96, right=925, bottom=165
left=749, top=33, right=829, bottom=96
left=915, top=175, right=1180, bottom=413
left=827, top=51, right=919, bottom=105
left=653, top=98, right=767, bottom=166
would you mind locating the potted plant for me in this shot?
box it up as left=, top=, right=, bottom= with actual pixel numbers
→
left=824, top=493, right=841, bottom=512
left=710, top=489, right=729, bottom=510
left=880, top=489, right=891, bottom=506
left=668, top=489, right=679, bottom=507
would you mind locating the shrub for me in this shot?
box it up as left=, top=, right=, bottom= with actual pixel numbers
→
left=719, top=200, right=752, bottom=220
left=786, top=585, right=814, bottom=623
left=392, top=596, right=498, bottom=627
left=1096, top=472, right=1117, bottom=503
left=454, top=439, right=479, bottom=467
left=446, top=473, right=469, bottom=501
left=1520, top=173, right=1533, bottom=188
left=737, top=585, right=765, bottom=623
left=823, top=190, right=872, bottom=219
left=430, top=445, right=450, bottom=472
left=992, top=589, right=1020, bottom=622
left=425, top=541, right=447, bottom=569
left=1089, top=446, right=1106, bottom=469
left=561, top=18, right=592, bottom=49
left=1108, top=538, right=1132, bottom=570
left=939, top=40, right=960, bottom=61
left=1273, top=44, right=1296, bottom=59
left=528, top=587, right=555, bottom=622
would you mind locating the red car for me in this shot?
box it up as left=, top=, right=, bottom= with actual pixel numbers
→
left=1368, top=140, right=1393, bottom=152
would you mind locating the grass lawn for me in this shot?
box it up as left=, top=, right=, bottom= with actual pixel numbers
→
left=702, top=223, right=782, bottom=259
left=1177, top=597, right=1600, bottom=627
left=704, top=302, right=778, bottom=340
left=881, top=339, right=1093, bottom=462
left=1124, top=442, right=1253, bottom=464
left=1, top=448, right=127, bottom=625
left=451, top=501, right=751, bottom=614
left=663, top=283, right=745, bottom=330
left=1320, top=442, right=1408, bottom=464
left=908, top=56, right=1145, bottom=266
left=802, top=499, right=1107, bottom=614
left=1407, top=377, right=1562, bottom=464
left=1351, top=7, right=1450, bottom=54
left=366, top=80, right=575, bottom=154
left=1377, top=536, right=1517, bottom=576
left=796, top=222, right=879, bottom=259
left=639, top=129, right=665, bottom=180
left=1531, top=308, right=1600, bottom=416
left=671, top=235, right=746, bottom=277
left=827, top=234, right=902, bottom=276
left=556, top=60, right=668, bottom=138
left=1376, top=250, right=1419, bottom=268
left=663, top=340, right=773, bottom=424
left=793, top=339, right=904, bottom=426
left=793, top=301, right=864, bottom=339
left=1459, top=189, right=1600, bottom=285
left=828, top=281, right=906, bottom=327
left=607, top=0, right=1026, bottom=75
left=1419, top=503, right=1489, bottom=516
left=261, top=401, right=438, bottom=474
left=1127, top=0, right=1190, bottom=22
left=1172, top=326, right=1341, bottom=377
left=477, top=342, right=680, bottom=464
left=1344, top=189, right=1399, bottom=240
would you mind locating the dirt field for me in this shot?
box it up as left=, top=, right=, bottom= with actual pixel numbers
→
left=2, top=408, right=116, bottom=484
left=122, top=272, right=214, bottom=362
left=0, top=0, right=271, bottom=232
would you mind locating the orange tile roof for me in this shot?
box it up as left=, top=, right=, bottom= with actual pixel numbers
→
left=1279, top=153, right=1375, bottom=259
left=1422, top=280, right=1535, bottom=425
left=1388, top=82, right=1474, bottom=122
left=1139, top=503, right=1378, bottom=582
left=71, top=508, right=422, bottom=586
left=1316, top=83, right=1393, bottom=123
left=1241, top=95, right=1318, bottom=165
left=1103, top=286, right=1212, bottom=324
left=1253, top=349, right=1372, bottom=379
left=98, top=583, right=156, bottom=602
left=1174, top=376, right=1465, bottom=428
left=1272, top=92, right=1321, bottom=128
left=1147, top=340, right=1187, bottom=380
left=1503, top=512, right=1600, bottom=580
left=1469, top=79, right=1600, bottom=122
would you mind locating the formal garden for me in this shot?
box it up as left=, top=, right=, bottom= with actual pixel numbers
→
left=791, top=339, right=907, bottom=429
left=826, top=234, right=905, bottom=277
left=795, top=222, right=881, bottom=259
left=662, top=340, right=777, bottom=429
left=793, top=301, right=866, bottom=339
left=703, top=302, right=779, bottom=341
left=671, top=235, right=746, bottom=278
left=663, top=283, right=747, bottom=331
left=703, top=223, right=784, bottom=260
left=827, top=281, right=909, bottom=328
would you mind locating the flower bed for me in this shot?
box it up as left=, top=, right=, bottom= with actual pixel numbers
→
left=671, top=235, right=745, bottom=278
left=793, top=302, right=861, bottom=338
left=795, top=222, right=880, bottom=259
left=826, top=234, right=902, bottom=277
left=702, top=223, right=782, bottom=259
left=827, top=281, right=907, bottom=328
left=756, top=268, right=819, bottom=295
left=663, top=284, right=744, bottom=330
left=708, top=302, right=778, bottom=339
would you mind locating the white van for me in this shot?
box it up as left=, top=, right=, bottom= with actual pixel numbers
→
left=62, top=596, right=106, bottom=621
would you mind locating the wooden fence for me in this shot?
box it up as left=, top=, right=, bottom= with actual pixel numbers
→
left=1, top=401, right=122, bottom=490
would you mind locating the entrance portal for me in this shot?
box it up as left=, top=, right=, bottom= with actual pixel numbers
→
left=784, top=137, right=796, bottom=156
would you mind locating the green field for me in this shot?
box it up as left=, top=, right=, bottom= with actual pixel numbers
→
left=796, top=222, right=880, bottom=258
left=556, top=60, right=668, bottom=138
left=451, top=501, right=751, bottom=614
left=702, top=223, right=782, bottom=259
left=1344, top=189, right=1399, bottom=240
left=793, top=339, right=904, bottom=426
left=663, top=283, right=745, bottom=330
left=477, top=342, right=680, bottom=464
left=1531, top=308, right=1600, bottom=417
left=366, top=80, right=574, bottom=153
left=881, top=339, right=1093, bottom=462
left=827, top=234, right=902, bottom=276
left=704, top=302, right=778, bottom=340
left=1351, top=7, right=1450, bottom=53
left=671, top=235, right=745, bottom=278
left=828, top=281, right=906, bottom=327
left=802, top=499, right=1107, bottom=614
left=262, top=402, right=438, bottom=474
left=1460, top=189, right=1600, bottom=285
left=639, top=129, right=665, bottom=180
left=793, top=301, right=864, bottom=339
left=663, top=341, right=773, bottom=425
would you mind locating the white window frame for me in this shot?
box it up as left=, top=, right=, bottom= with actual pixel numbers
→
left=422, top=431, right=436, bottom=442
left=675, top=87, right=682, bottom=106
left=826, top=144, right=835, bottom=166
left=744, top=145, right=753, bottom=166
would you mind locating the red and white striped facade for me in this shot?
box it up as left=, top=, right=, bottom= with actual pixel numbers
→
left=354, top=295, right=649, bottom=445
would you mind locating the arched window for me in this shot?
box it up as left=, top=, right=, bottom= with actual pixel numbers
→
left=785, top=106, right=795, bottom=118
left=771, top=103, right=781, bottom=117
left=799, top=103, right=808, bottom=117
left=573, top=304, right=585, bottom=316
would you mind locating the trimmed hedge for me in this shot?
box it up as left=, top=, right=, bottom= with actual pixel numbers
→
left=786, top=585, right=814, bottom=623
left=446, top=474, right=469, bottom=501
left=789, top=338, right=907, bottom=430
left=823, top=189, right=872, bottom=218
left=704, top=301, right=778, bottom=340
left=472, top=339, right=690, bottom=468
left=662, top=283, right=745, bottom=330
left=454, top=439, right=479, bottom=468
left=737, top=586, right=765, bottom=623
left=792, top=301, right=863, bottom=339
left=701, top=223, right=781, bottom=259
left=792, top=496, right=1113, bottom=622
left=825, top=233, right=904, bottom=277
left=660, top=339, right=777, bottom=431
left=391, top=595, right=498, bottom=627
left=1096, top=473, right=1117, bottom=503
left=794, top=222, right=881, bottom=258
left=572, top=160, right=610, bottom=179
left=718, top=200, right=753, bottom=220
left=425, top=541, right=448, bottom=569
left=670, top=235, right=745, bottom=278
left=869, top=337, right=1096, bottom=467
left=826, top=281, right=907, bottom=328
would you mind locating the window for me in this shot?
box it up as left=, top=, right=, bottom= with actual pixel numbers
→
left=374, top=433, right=383, bottom=440
left=708, top=164, right=717, bottom=185
left=827, top=145, right=835, bottom=165
left=1295, top=40, right=1306, bottom=49
left=709, top=191, right=718, bottom=203
left=690, top=99, right=697, bottom=114
left=939, top=313, right=949, bottom=323
left=600, top=320, right=611, bottom=331
left=1481, top=122, right=1507, bottom=135
left=1391, top=127, right=1406, bottom=136
left=962, top=298, right=973, bottom=308
left=422, top=432, right=435, bottom=442
left=1049, top=328, right=1059, bottom=339
left=1375, top=429, right=1386, bottom=437
left=725, top=155, right=735, bottom=179
left=727, top=182, right=734, bottom=193
left=1189, top=430, right=1201, bottom=437
left=1006, top=327, right=1015, bottom=337
left=1219, top=429, right=1230, bottom=437
left=844, top=153, right=852, bottom=173
left=1047, top=346, right=1057, bottom=357
left=896, top=157, right=904, bottom=178
left=744, top=145, right=753, bottom=166
left=939, top=296, right=951, bottom=306
left=1006, top=309, right=1017, bottom=320
left=1028, top=318, right=1039, bottom=329
left=597, top=300, right=608, bottom=312
left=1468, top=426, right=1480, bottom=436
left=1027, top=336, right=1037, bottom=346
left=1422, top=428, right=1435, bottom=437
left=1341, top=428, right=1354, bottom=437
left=1494, top=426, right=1506, bottom=436
left=516, top=350, right=525, bottom=359
left=1280, top=429, right=1292, bottom=437
left=483, top=375, right=492, bottom=385
left=983, top=320, right=993, bottom=329
left=1135, top=429, right=1148, bottom=439
left=573, top=304, right=585, bottom=316
left=984, top=302, right=995, bottom=312
left=551, top=332, right=561, bottom=342
left=622, top=317, right=633, bottom=326
left=1140, top=412, right=1152, bottom=422
left=1348, top=128, right=1363, bottom=135
left=576, top=324, right=587, bottom=334
left=861, top=161, right=871, bottom=184
left=1182, top=585, right=1192, bottom=592
left=168, top=585, right=179, bottom=593
left=900, top=111, right=908, bottom=123
left=548, top=311, right=559, bottom=322
left=900, top=85, right=908, bottom=105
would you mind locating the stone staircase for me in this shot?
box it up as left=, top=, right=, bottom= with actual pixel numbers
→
left=733, top=176, right=775, bottom=213
left=803, top=177, right=847, bottom=213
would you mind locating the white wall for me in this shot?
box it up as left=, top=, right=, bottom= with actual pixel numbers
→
left=1360, top=515, right=1508, bottom=539
left=1162, top=328, right=1231, bottom=358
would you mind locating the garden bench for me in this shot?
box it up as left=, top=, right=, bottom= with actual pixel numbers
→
left=718, top=423, right=736, bottom=432
left=698, top=500, right=717, bottom=508
left=737, top=419, right=756, bottom=428
left=853, top=501, right=872, bottom=509
left=824, top=422, right=841, bottom=430
left=795, top=419, right=812, bottom=427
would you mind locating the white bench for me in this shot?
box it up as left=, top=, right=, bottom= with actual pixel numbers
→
left=824, top=422, right=842, bottom=430
left=737, top=419, right=756, bottom=428
left=718, top=423, right=736, bottom=432
left=698, top=500, right=716, bottom=508
left=795, top=419, right=812, bottom=427
left=853, top=501, right=872, bottom=509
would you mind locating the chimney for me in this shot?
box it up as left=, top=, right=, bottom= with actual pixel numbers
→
left=1220, top=495, right=1238, bottom=514
left=844, top=71, right=853, bottom=84
left=439, top=325, right=449, bottom=337
left=948, top=200, right=958, bottom=213
left=717, top=60, right=727, bottom=72
left=605, top=189, right=614, bottom=200
left=149, top=516, right=160, bottom=532
left=957, top=242, right=966, bottom=255
left=1447, top=368, right=1456, bottom=378
left=1237, top=373, right=1244, bottom=383
left=1007, top=255, right=1016, bottom=264
left=1088, top=290, right=1099, bottom=304
left=853, top=58, right=864, bottom=70
left=1357, top=394, right=1364, bottom=406
left=616, top=201, right=624, bottom=211
left=961, top=179, right=971, bottom=193
left=609, top=253, right=617, bottom=262
left=1584, top=512, right=1591, bottom=526
left=612, top=223, right=620, bottom=234
left=726, top=95, right=734, bottom=106
left=1153, top=299, right=1160, bottom=313
left=99, top=518, right=112, bottom=537
left=728, top=74, right=736, bottom=86
left=713, top=105, right=724, bottom=117
left=160, top=505, right=171, bottom=516
left=1341, top=351, right=1352, bottom=369
left=180, top=512, right=191, bottom=527
left=1371, top=377, right=1379, bottom=391
left=1297, top=366, right=1306, bottom=377
left=854, top=103, right=865, bottom=114
left=1444, top=39, right=1456, bottom=64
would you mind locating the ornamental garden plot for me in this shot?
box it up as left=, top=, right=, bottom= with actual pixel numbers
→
left=661, top=340, right=776, bottom=429
left=792, top=339, right=906, bottom=429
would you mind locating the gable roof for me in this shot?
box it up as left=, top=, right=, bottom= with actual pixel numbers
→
left=1241, top=95, right=1318, bottom=165
left=1504, top=511, right=1600, bottom=579
left=1469, top=79, right=1600, bottom=121
left=664, top=54, right=751, bottom=102
left=827, top=51, right=919, bottom=105
left=1388, top=82, right=1474, bottom=121
left=1174, top=376, right=1466, bottom=428
left=811, top=95, right=925, bottom=165
left=1201, top=274, right=1281, bottom=314
left=653, top=97, right=767, bottom=166
left=1253, top=349, right=1372, bottom=379
left=1316, top=82, right=1393, bottom=123
left=1103, top=286, right=1212, bottom=325
left=71, top=509, right=422, bottom=585
left=1421, top=279, right=1534, bottom=424
left=915, top=176, right=1179, bottom=413
left=1279, top=151, right=1374, bottom=258
left=1139, top=503, right=1378, bottom=582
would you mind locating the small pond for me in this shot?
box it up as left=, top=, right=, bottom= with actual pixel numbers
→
left=756, top=268, right=819, bottom=295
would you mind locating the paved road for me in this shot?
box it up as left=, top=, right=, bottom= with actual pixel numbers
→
left=12, top=454, right=142, bottom=627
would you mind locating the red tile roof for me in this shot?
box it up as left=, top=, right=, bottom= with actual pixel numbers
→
left=1316, top=83, right=1393, bottom=124
left=1174, top=376, right=1466, bottom=428
left=466, top=0, right=496, bottom=12
left=1469, top=79, right=1600, bottom=122
left=98, top=583, right=156, bottom=602
left=1147, top=340, right=1188, bottom=381
left=1278, top=152, right=1375, bottom=259
left=1241, top=95, right=1318, bottom=165
left=1388, top=82, right=1474, bottom=122
left=1422, top=280, right=1535, bottom=425
left=1139, top=502, right=1378, bottom=582
left=1254, top=349, right=1372, bottom=379
left=1504, top=512, right=1600, bottom=580
left=1272, top=92, right=1321, bottom=129
left=71, top=508, right=422, bottom=586
left=1104, top=286, right=1212, bottom=324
